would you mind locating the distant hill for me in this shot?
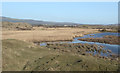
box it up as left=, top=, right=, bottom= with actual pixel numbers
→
left=0, top=16, right=80, bottom=26
left=2, top=21, right=33, bottom=30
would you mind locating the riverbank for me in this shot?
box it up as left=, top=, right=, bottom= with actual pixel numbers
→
left=78, top=35, right=120, bottom=45
left=38, top=32, right=119, bottom=56
left=46, top=43, right=116, bottom=59
left=2, top=39, right=119, bottom=71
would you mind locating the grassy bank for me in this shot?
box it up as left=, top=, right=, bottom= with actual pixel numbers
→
left=2, top=39, right=56, bottom=70
left=2, top=39, right=119, bottom=71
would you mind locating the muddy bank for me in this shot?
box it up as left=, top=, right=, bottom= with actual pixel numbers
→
left=46, top=43, right=118, bottom=60
left=78, top=35, right=120, bottom=45
left=33, top=40, right=73, bottom=44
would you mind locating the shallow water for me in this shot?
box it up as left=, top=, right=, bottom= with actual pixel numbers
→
left=72, top=32, right=119, bottom=56
left=40, top=32, right=119, bottom=56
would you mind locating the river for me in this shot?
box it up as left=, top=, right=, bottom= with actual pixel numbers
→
left=40, top=32, right=119, bottom=56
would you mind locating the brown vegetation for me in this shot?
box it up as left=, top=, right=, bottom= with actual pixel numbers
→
left=46, top=43, right=109, bottom=57
left=78, top=35, right=120, bottom=45
left=3, top=39, right=118, bottom=71
left=2, top=27, right=99, bottom=42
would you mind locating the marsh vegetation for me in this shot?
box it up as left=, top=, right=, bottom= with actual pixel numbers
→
left=78, top=35, right=120, bottom=45
left=2, top=39, right=119, bottom=71
left=2, top=21, right=119, bottom=71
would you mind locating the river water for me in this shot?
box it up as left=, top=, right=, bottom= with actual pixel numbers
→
left=40, top=32, right=119, bottom=56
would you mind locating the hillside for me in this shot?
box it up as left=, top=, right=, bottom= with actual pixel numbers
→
left=0, top=16, right=79, bottom=26
left=2, top=22, right=33, bottom=30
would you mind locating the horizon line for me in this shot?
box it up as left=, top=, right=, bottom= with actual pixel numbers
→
left=1, top=16, right=117, bottom=25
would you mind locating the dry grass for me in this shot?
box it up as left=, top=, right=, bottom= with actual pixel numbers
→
left=2, top=39, right=118, bottom=71
left=2, top=27, right=99, bottom=42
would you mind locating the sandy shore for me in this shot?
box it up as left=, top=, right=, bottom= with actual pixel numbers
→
left=2, top=27, right=99, bottom=42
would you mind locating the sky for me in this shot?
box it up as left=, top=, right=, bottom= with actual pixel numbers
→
left=2, top=2, right=118, bottom=24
